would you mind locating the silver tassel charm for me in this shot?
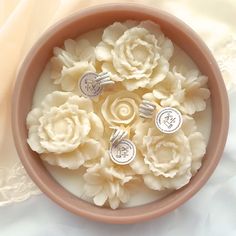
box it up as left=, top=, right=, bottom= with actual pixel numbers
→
left=95, top=72, right=114, bottom=86
left=110, top=127, right=128, bottom=146
left=79, top=71, right=114, bottom=97
left=139, top=100, right=156, bottom=118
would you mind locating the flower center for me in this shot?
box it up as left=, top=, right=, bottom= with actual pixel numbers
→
left=53, top=119, right=68, bottom=134
left=117, top=103, right=132, bottom=119
left=132, top=44, right=148, bottom=62
left=158, top=147, right=174, bottom=163
left=50, top=117, right=74, bottom=141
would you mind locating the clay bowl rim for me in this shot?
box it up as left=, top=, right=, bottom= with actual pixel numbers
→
left=12, top=3, right=229, bottom=224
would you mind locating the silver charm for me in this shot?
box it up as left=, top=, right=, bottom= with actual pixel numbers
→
left=139, top=100, right=156, bottom=118
left=79, top=72, right=114, bottom=97
left=110, top=127, right=128, bottom=146
left=109, top=139, right=136, bottom=165
left=155, top=107, right=183, bottom=134
left=95, top=72, right=114, bottom=86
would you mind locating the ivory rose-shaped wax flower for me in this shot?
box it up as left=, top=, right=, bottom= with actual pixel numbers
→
left=26, top=91, right=104, bottom=169
left=83, top=153, right=135, bottom=209
left=143, top=67, right=210, bottom=115
left=95, top=20, right=173, bottom=91
left=131, top=116, right=206, bottom=190
left=101, top=90, right=141, bottom=127
left=50, top=39, right=96, bottom=91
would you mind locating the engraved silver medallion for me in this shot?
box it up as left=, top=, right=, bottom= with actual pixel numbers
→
left=109, top=139, right=136, bottom=165
left=155, top=107, right=183, bottom=134
left=79, top=72, right=103, bottom=97
left=79, top=72, right=114, bottom=97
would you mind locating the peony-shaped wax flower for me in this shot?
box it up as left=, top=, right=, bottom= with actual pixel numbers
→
left=101, top=90, right=141, bottom=127
left=50, top=39, right=96, bottom=92
left=180, top=116, right=207, bottom=175
left=53, top=38, right=96, bottom=68
left=95, top=20, right=173, bottom=91
left=176, top=69, right=210, bottom=115
left=130, top=116, right=206, bottom=190
left=51, top=60, right=95, bottom=92
left=83, top=153, right=135, bottom=209
left=26, top=91, right=104, bottom=169
left=143, top=67, right=210, bottom=115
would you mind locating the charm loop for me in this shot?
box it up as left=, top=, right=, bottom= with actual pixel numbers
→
left=110, top=127, right=128, bottom=146
left=139, top=100, right=156, bottom=118
left=95, top=72, right=114, bottom=86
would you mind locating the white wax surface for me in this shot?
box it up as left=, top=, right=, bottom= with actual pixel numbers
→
left=32, top=29, right=212, bottom=208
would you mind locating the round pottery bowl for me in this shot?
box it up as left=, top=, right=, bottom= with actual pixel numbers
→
left=12, top=3, right=229, bottom=224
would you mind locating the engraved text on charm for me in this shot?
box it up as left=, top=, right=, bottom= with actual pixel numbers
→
left=109, top=139, right=136, bottom=165
left=79, top=72, right=102, bottom=97
left=139, top=100, right=156, bottom=118
left=155, top=107, right=183, bottom=134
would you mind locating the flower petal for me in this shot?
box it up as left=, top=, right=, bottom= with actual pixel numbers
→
left=78, top=139, right=103, bottom=161
left=101, top=62, right=122, bottom=81
left=64, top=39, right=77, bottom=55
left=93, top=191, right=108, bottom=206
left=143, top=174, right=163, bottom=190
left=95, top=41, right=112, bottom=61
left=50, top=57, right=63, bottom=81
left=41, top=149, right=85, bottom=169
left=108, top=197, right=120, bottom=209
left=103, top=22, right=127, bottom=46
left=181, top=115, right=197, bottom=136
left=88, top=113, right=104, bottom=139
left=84, top=171, right=103, bottom=185
left=129, top=152, right=150, bottom=175
left=27, top=126, right=44, bottom=154
left=76, top=39, right=95, bottom=64
left=84, top=184, right=102, bottom=197
left=160, top=39, right=174, bottom=60
left=61, top=61, right=95, bottom=92
left=26, top=108, right=42, bottom=127
left=67, top=95, right=93, bottom=113
left=189, top=132, right=206, bottom=174
left=147, top=57, right=169, bottom=88
left=41, top=91, right=71, bottom=111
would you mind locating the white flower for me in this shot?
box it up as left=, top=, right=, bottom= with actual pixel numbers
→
left=101, top=90, right=141, bottom=127
left=52, top=60, right=95, bottom=92
left=95, top=20, right=173, bottom=91
left=26, top=91, right=104, bottom=169
left=181, top=116, right=207, bottom=175
left=130, top=116, right=206, bottom=190
left=53, top=38, right=96, bottom=67
left=83, top=154, right=135, bottom=209
left=50, top=39, right=96, bottom=91
left=144, top=68, right=210, bottom=115
left=176, top=69, right=210, bottom=114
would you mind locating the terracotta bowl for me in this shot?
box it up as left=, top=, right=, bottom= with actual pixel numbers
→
left=12, top=3, right=229, bottom=224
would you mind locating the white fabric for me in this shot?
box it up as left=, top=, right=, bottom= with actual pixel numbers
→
left=0, top=0, right=236, bottom=235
